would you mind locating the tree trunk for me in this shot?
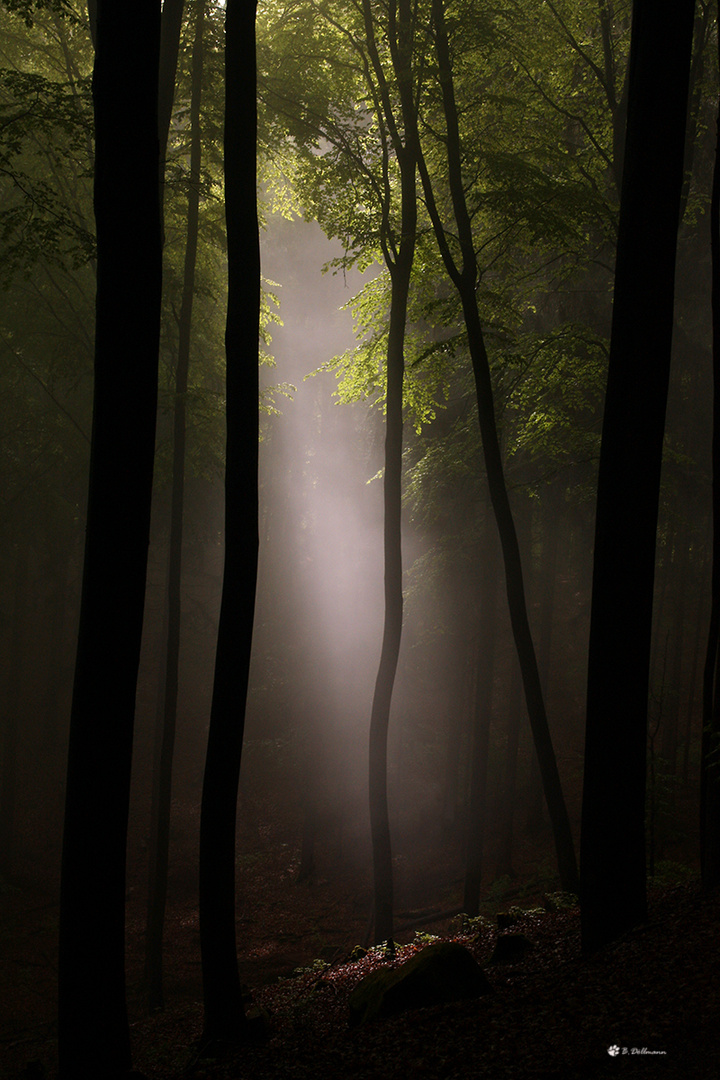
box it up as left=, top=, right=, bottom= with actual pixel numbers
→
left=157, top=0, right=185, bottom=194
left=581, top=0, right=694, bottom=952
left=368, top=240, right=412, bottom=945
left=417, top=0, right=579, bottom=896
left=495, top=666, right=523, bottom=880
left=362, top=0, right=418, bottom=946
left=58, top=2, right=162, bottom=1075
left=0, top=545, right=28, bottom=880
left=198, top=0, right=259, bottom=1045
left=145, top=0, right=206, bottom=1011
left=463, top=524, right=497, bottom=916
left=701, top=16, right=720, bottom=892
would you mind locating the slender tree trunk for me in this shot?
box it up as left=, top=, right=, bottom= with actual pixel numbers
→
left=58, top=2, right=162, bottom=1075
left=362, top=0, right=418, bottom=946
left=581, top=0, right=694, bottom=952
left=660, top=543, right=687, bottom=779
left=368, top=239, right=412, bottom=944
left=0, top=545, right=28, bottom=880
left=417, top=0, right=578, bottom=895
left=463, top=525, right=497, bottom=915
left=145, top=0, right=206, bottom=1010
left=157, top=0, right=185, bottom=193
left=495, top=666, right=523, bottom=880
left=683, top=581, right=706, bottom=785
left=198, top=0, right=259, bottom=1045
left=701, top=14, right=720, bottom=891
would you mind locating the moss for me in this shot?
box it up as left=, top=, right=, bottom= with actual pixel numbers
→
left=348, top=941, right=491, bottom=1026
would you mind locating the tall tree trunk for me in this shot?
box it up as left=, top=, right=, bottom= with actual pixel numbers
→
left=0, top=545, right=28, bottom=880
left=198, top=0, right=259, bottom=1045
left=58, top=2, right=162, bottom=1075
left=362, top=0, right=418, bottom=946
left=157, top=0, right=185, bottom=195
left=145, top=0, right=206, bottom=1010
left=463, top=524, right=497, bottom=915
left=581, top=0, right=694, bottom=952
left=701, top=10, right=720, bottom=892
left=495, top=665, right=523, bottom=880
left=417, top=0, right=579, bottom=895
left=367, top=247, right=411, bottom=945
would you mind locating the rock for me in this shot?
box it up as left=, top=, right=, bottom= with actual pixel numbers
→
left=348, top=941, right=491, bottom=1026
left=543, top=891, right=579, bottom=912
left=490, top=933, right=534, bottom=964
left=449, top=912, right=494, bottom=937
left=497, top=905, right=545, bottom=929
left=448, top=913, right=469, bottom=936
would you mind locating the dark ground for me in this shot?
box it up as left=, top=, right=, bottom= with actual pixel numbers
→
left=2, top=807, right=718, bottom=1080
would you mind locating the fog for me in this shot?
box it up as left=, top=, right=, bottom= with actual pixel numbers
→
left=252, top=214, right=386, bottom=863
left=1, top=208, right=705, bottom=942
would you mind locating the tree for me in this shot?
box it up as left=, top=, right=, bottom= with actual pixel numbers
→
left=463, top=519, right=497, bottom=915
left=145, top=0, right=207, bottom=1010
left=198, top=0, right=260, bottom=1046
left=360, top=0, right=419, bottom=947
left=415, top=0, right=579, bottom=895
left=57, top=1, right=162, bottom=1077
left=580, top=0, right=694, bottom=953
left=259, top=0, right=425, bottom=944
left=701, top=1, right=720, bottom=892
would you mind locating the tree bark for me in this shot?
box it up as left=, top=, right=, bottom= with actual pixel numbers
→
left=701, top=12, right=720, bottom=892
left=58, top=2, right=162, bottom=1075
left=362, top=0, right=418, bottom=946
left=198, top=0, right=259, bottom=1045
left=463, top=524, right=497, bottom=915
left=417, top=0, right=579, bottom=896
left=581, top=0, right=694, bottom=952
left=0, top=544, right=28, bottom=880
left=145, top=0, right=206, bottom=1010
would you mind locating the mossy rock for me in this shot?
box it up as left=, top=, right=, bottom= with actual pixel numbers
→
left=348, top=941, right=491, bottom=1027
left=543, top=891, right=579, bottom=912
left=497, top=905, right=546, bottom=929
left=489, top=933, right=534, bottom=964
left=449, top=913, right=494, bottom=937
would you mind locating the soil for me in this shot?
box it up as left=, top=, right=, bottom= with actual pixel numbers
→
left=2, top=797, right=718, bottom=1080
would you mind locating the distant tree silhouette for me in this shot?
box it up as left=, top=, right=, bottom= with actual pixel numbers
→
left=581, top=0, right=694, bottom=953
left=57, top=1, right=162, bottom=1076
left=198, top=0, right=260, bottom=1045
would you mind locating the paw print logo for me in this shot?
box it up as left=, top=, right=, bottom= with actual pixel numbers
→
left=608, top=1046, right=621, bottom=1057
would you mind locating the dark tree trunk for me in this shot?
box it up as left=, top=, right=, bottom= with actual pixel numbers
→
left=417, top=0, right=579, bottom=896
left=58, top=2, right=162, bottom=1075
left=367, top=244, right=411, bottom=944
left=145, top=0, right=206, bottom=1010
left=701, top=12, right=720, bottom=892
left=463, top=526, right=497, bottom=915
left=495, top=667, right=523, bottom=880
left=198, top=0, right=259, bottom=1045
left=525, top=495, right=559, bottom=836
left=362, top=0, right=418, bottom=946
left=581, top=0, right=694, bottom=952
left=157, top=0, right=185, bottom=190
left=0, top=545, right=28, bottom=880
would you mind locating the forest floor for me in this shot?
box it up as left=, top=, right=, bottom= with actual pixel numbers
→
left=1, top=794, right=718, bottom=1080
